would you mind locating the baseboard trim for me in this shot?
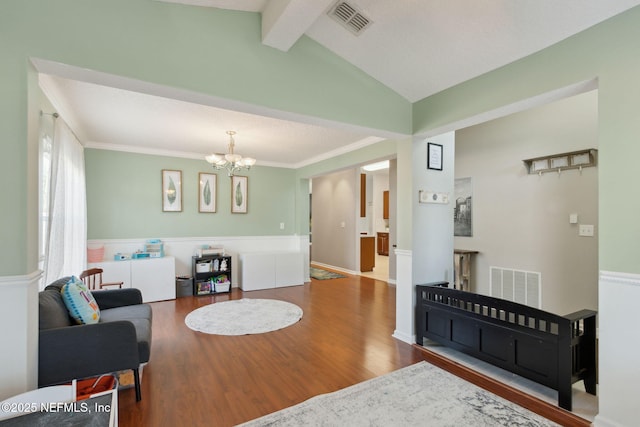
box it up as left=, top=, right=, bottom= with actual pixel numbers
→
left=392, top=330, right=414, bottom=344
left=310, top=262, right=357, bottom=276
left=592, top=414, right=619, bottom=427
left=413, top=345, right=591, bottom=427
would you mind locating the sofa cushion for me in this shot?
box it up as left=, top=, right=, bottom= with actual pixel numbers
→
left=98, top=304, right=152, bottom=323
left=39, top=289, right=73, bottom=330
left=45, top=276, right=73, bottom=293
left=61, top=277, right=100, bottom=325
left=100, top=305, right=152, bottom=363
left=126, top=318, right=151, bottom=363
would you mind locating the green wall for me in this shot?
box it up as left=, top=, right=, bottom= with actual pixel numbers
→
left=85, top=149, right=296, bottom=238
left=413, top=6, right=640, bottom=274
left=296, top=139, right=399, bottom=179
left=3, top=0, right=640, bottom=273
left=0, top=0, right=411, bottom=276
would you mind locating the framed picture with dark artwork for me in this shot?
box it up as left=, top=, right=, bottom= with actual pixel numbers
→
left=231, top=175, right=248, bottom=214
left=162, top=169, right=182, bottom=212
left=198, top=173, right=217, bottom=213
left=454, top=177, right=473, bottom=237
left=427, top=142, right=443, bottom=171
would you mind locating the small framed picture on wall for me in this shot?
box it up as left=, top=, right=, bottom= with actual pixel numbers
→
left=198, top=173, right=217, bottom=213
left=427, top=142, right=443, bottom=171
left=231, top=175, right=248, bottom=214
left=162, top=169, right=182, bottom=212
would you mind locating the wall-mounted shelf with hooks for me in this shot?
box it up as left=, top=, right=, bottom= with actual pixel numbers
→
left=523, top=148, right=597, bottom=175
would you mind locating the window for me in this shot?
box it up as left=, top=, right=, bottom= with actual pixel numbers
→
left=39, top=131, right=52, bottom=273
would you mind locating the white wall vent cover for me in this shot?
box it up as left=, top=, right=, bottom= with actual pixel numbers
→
left=329, top=1, right=372, bottom=35
left=490, top=266, right=541, bottom=309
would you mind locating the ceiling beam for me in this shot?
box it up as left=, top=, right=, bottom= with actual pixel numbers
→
left=262, top=0, right=334, bottom=52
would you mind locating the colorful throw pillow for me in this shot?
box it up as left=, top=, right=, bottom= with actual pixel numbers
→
left=61, top=276, right=100, bottom=325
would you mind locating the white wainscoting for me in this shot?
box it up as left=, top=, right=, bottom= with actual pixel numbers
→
left=594, top=270, right=640, bottom=427
left=87, top=235, right=310, bottom=288
left=0, top=270, right=42, bottom=400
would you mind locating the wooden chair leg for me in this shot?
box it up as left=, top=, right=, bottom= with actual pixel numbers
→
left=133, top=368, right=142, bottom=401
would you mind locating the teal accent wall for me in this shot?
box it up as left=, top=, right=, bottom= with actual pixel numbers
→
left=0, top=0, right=410, bottom=276
left=413, top=6, right=640, bottom=274
left=85, top=149, right=296, bottom=238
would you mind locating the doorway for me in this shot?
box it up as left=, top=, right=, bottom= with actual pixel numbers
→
left=308, top=159, right=395, bottom=284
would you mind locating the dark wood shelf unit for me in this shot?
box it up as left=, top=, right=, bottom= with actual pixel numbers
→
left=192, top=255, right=232, bottom=295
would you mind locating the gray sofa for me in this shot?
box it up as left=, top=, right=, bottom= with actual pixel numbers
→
left=38, top=277, right=152, bottom=401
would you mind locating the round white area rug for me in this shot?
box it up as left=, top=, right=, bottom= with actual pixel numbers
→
left=185, top=298, right=303, bottom=335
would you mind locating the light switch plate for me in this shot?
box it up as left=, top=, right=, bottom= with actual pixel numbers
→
left=579, top=224, right=594, bottom=237
left=569, top=214, right=578, bottom=224
left=419, top=190, right=449, bottom=204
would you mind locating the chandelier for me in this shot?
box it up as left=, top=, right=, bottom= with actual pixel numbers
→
left=205, top=131, right=256, bottom=177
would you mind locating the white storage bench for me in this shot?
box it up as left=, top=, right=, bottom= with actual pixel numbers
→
left=239, top=251, right=304, bottom=291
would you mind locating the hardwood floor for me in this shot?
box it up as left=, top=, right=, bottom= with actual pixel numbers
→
left=119, top=274, right=422, bottom=426
left=118, top=272, right=588, bottom=426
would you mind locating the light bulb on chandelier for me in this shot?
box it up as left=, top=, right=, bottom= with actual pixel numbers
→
left=205, top=131, right=256, bottom=177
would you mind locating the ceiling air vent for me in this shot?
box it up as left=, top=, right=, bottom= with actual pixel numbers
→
left=329, top=1, right=372, bottom=35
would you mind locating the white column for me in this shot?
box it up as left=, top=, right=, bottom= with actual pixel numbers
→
left=0, top=271, right=41, bottom=400
left=594, top=271, right=640, bottom=427
left=296, top=234, right=311, bottom=282
left=392, top=249, right=413, bottom=344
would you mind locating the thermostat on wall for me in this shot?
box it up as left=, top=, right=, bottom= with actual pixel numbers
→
left=419, top=190, right=449, bottom=204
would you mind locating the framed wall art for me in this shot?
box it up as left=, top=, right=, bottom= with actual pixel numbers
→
left=162, top=169, right=182, bottom=212
left=427, top=142, right=443, bottom=171
left=231, top=175, right=248, bottom=214
left=198, top=173, right=217, bottom=213
left=454, top=177, right=473, bottom=237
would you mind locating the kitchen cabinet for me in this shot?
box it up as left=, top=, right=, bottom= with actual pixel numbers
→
left=383, top=191, right=389, bottom=219
left=360, top=173, right=366, bottom=217
left=377, top=232, right=389, bottom=256
left=360, top=236, right=375, bottom=272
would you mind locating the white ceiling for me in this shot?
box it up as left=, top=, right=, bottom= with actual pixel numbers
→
left=39, top=1, right=640, bottom=168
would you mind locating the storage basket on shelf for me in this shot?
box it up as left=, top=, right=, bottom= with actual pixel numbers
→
left=196, top=260, right=212, bottom=273
left=87, top=246, right=105, bottom=263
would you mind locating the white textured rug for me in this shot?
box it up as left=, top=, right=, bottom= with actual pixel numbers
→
left=238, top=361, right=559, bottom=426
left=185, top=298, right=303, bottom=335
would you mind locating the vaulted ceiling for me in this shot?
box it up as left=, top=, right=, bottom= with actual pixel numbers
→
left=40, top=1, right=640, bottom=167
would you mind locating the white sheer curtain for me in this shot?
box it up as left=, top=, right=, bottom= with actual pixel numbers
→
left=42, top=117, right=87, bottom=286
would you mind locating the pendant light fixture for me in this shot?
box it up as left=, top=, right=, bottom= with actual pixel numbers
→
left=205, top=131, right=256, bottom=177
